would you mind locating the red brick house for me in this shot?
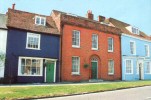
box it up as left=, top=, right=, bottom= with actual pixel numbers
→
left=51, top=10, right=122, bottom=82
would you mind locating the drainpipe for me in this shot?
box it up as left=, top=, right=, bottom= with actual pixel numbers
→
left=59, top=18, right=64, bottom=82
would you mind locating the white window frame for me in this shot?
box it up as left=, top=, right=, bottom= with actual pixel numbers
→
left=108, top=59, right=114, bottom=75
left=72, top=30, right=80, bottom=48
left=26, top=32, right=41, bottom=50
left=146, top=62, right=151, bottom=74
left=145, top=44, right=150, bottom=57
left=125, top=59, right=133, bottom=74
left=72, top=56, right=80, bottom=75
left=108, top=37, right=114, bottom=52
left=35, top=16, right=46, bottom=26
left=130, top=41, right=136, bottom=55
left=92, top=34, right=98, bottom=50
left=18, top=57, right=43, bottom=76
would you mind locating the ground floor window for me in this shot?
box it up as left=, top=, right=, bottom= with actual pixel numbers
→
left=18, top=57, right=43, bottom=76
left=146, top=62, right=151, bottom=74
left=72, top=57, right=80, bottom=75
left=108, top=60, right=114, bottom=75
left=125, top=59, right=133, bottom=74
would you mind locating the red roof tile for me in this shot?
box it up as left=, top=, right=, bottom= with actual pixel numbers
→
left=52, top=10, right=122, bottom=35
left=7, top=9, right=59, bottom=35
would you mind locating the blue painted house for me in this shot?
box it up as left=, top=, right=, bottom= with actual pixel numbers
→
left=109, top=18, right=151, bottom=81
left=5, top=8, right=60, bottom=83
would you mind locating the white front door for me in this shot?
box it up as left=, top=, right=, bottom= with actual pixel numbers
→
left=138, top=60, right=144, bottom=80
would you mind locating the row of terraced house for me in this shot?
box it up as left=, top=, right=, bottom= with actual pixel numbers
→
left=0, top=6, right=151, bottom=83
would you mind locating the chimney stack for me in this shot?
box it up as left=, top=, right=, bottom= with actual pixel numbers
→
left=98, top=15, right=105, bottom=22
left=12, top=3, right=15, bottom=10
left=86, top=10, right=93, bottom=20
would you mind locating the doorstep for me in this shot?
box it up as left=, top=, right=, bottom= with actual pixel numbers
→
left=89, top=79, right=104, bottom=83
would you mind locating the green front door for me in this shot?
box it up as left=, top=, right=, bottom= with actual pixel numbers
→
left=91, top=62, right=97, bottom=79
left=46, top=62, right=55, bottom=83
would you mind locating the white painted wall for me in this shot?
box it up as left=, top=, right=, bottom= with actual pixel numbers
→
left=0, top=29, right=7, bottom=78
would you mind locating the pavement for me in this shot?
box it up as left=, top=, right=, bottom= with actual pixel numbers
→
left=37, top=86, right=151, bottom=100
left=0, top=81, right=113, bottom=87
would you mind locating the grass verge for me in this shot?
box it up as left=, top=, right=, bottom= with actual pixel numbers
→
left=0, top=80, right=151, bottom=100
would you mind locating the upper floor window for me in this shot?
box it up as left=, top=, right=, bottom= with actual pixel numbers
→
left=35, top=16, right=46, bottom=26
left=108, top=37, right=114, bottom=52
left=18, top=57, right=43, bottom=76
left=146, top=62, right=151, bottom=74
left=125, top=59, right=133, bottom=74
left=72, top=30, right=80, bottom=48
left=92, top=34, right=98, bottom=50
left=72, top=56, right=80, bottom=75
left=108, top=60, right=114, bottom=75
left=26, top=33, right=41, bottom=50
left=145, top=44, right=150, bottom=57
left=132, top=27, right=139, bottom=35
left=130, top=41, right=136, bottom=55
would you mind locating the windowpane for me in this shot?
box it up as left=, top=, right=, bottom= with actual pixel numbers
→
left=72, top=57, right=80, bottom=74
left=92, top=34, right=98, bottom=49
left=126, top=60, right=132, bottom=74
left=72, top=31, right=80, bottom=47
left=108, top=60, right=114, bottom=74
left=108, top=38, right=113, bottom=51
left=132, top=27, right=139, bottom=34
left=26, top=33, right=40, bottom=49
left=36, top=17, right=40, bottom=24
left=130, top=42, right=135, bottom=54
left=146, top=62, right=151, bottom=74
left=35, top=16, right=46, bottom=26
left=41, top=18, right=45, bottom=25
left=145, top=45, right=149, bottom=57
left=19, top=58, right=42, bottom=76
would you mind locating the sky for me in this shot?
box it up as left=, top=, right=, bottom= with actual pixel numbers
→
left=0, top=0, right=151, bottom=35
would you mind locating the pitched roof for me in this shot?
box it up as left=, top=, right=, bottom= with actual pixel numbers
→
left=0, top=14, right=7, bottom=29
left=109, top=18, right=150, bottom=40
left=52, top=10, right=122, bottom=35
left=7, top=9, right=59, bottom=35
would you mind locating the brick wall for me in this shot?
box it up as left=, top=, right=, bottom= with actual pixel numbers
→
left=61, top=25, right=121, bottom=82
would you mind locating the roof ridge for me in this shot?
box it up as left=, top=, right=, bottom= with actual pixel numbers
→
left=109, top=17, right=130, bottom=26
left=8, top=8, right=49, bottom=17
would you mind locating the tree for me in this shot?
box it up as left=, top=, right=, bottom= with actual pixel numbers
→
left=0, top=52, right=5, bottom=67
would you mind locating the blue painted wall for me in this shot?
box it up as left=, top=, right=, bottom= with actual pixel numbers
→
left=121, top=34, right=151, bottom=80
left=5, top=28, right=60, bottom=83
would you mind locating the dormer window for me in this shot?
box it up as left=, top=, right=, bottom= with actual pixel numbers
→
left=132, top=27, right=139, bottom=35
left=35, top=16, right=46, bottom=26
left=126, top=26, right=140, bottom=35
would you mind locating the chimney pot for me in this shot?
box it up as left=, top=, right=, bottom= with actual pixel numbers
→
left=98, top=15, right=105, bottom=22
left=12, top=3, right=15, bottom=10
left=86, top=10, right=93, bottom=20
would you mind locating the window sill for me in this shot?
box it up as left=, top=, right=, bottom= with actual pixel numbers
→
left=92, top=48, right=99, bottom=51
left=18, top=75, right=43, bottom=77
left=125, top=73, right=133, bottom=75
left=26, top=47, right=41, bottom=50
left=108, top=50, right=113, bottom=53
left=108, top=73, right=114, bottom=75
left=71, top=73, right=80, bottom=76
left=35, top=24, right=46, bottom=26
left=72, top=46, right=80, bottom=48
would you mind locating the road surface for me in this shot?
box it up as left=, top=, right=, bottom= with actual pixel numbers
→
left=38, top=86, right=151, bottom=100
